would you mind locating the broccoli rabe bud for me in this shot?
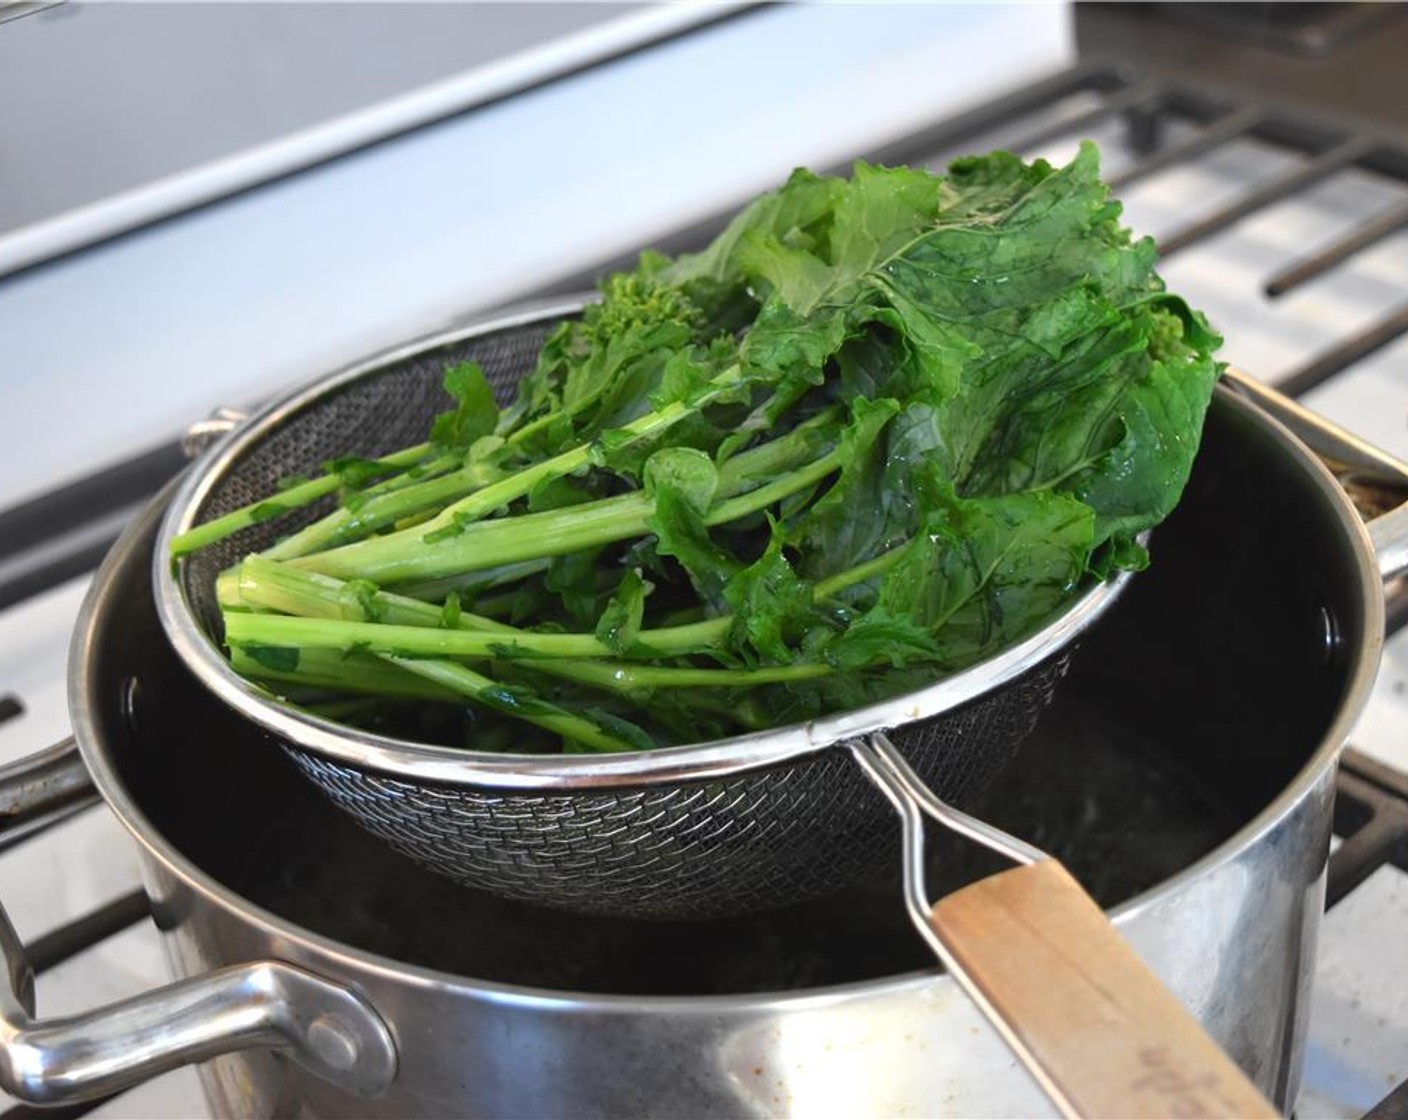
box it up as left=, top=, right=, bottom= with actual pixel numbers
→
left=1147, top=306, right=1186, bottom=362
left=587, top=273, right=703, bottom=341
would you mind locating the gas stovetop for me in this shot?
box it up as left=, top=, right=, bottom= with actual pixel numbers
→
left=1, top=29, right=1407, bottom=1120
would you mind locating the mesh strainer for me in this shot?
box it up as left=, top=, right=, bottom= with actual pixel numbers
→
left=153, top=298, right=1125, bottom=922
left=151, top=299, right=1280, bottom=1117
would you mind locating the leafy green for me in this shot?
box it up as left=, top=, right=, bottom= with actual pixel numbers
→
left=242, top=644, right=300, bottom=673
left=594, top=568, right=647, bottom=654
left=184, top=142, right=1222, bottom=754
left=721, top=520, right=818, bottom=666
left=430, top=362, right=498, bottom=451
left=324, top=456, right=390, bottom=491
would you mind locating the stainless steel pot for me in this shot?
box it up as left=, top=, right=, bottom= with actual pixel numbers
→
left=147, top=302, right=1277, bottom=1118
left=0, top=375, right=1402, bottom=1117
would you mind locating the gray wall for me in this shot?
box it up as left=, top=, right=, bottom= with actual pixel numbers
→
left=0, top=2, right=637, bottom=234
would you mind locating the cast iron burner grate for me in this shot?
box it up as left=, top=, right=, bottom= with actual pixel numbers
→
left=1330, top=749, right=1408, bottom=911
left=2, top=60, right=1408, bottom=1119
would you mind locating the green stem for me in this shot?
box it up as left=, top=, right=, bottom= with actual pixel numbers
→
left=705, top=449, right=843, bottom=524
left=227, top=614, right=625, bottom=660
left=238, top=555, right=463, bottom=624
left=239, top=529, right=908, bottom=668
left=170, top=443, right=433, bottom=557
left=228, top=614, right=830, bottom=690
left=394, top=561, right=551, bottom=603
left=293, top=492, right=652, bottom=583
left=814, top=545, right=908, bottom=598
left=216, top=566, right=249, bottom=613
left=262, top=456, right=503, bottom=560
left=411, top=363, right=748, bottom=538
left=500, top=409, right=560, bottom=448
left=540, top=659, right=832, bottom=689
left=238, top=555, right=726, bottom=651
left=238, top=531, right=904, bottom=673
left=382, top=658, right=640, bottom=752
left=292, top=436, right=843, bottom=586
left=236, top=632, right=643, bottom=752
left=230, top=646, right=460, bottom=701
left=355, top=452, right=460, bottom=497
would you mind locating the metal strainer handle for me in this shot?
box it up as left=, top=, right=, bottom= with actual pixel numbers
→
left=850, top=733, right=1279, bottom=1120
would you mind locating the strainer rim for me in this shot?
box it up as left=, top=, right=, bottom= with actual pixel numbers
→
left=153, top=299, right=1132, bottom=791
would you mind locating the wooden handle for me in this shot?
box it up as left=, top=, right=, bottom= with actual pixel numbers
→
left=928, top=859, right=1279, bottom=1119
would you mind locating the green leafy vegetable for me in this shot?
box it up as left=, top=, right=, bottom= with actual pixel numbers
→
left=430, top=362, right=499, bottom=451
left=180, top=142, right=1222, bottom=755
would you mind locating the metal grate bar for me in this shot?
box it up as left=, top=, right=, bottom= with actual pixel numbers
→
left=0, top=502, right=144, bottom=613
left=0, top=443, right=184, bottom=563
left=1329, top=778, right=1408, bottom=907
left=1265, top=198, right=1408, bottom=297
left=1108, top=106, right=1265, bottom=191
left=1004, top=82, right=1162, bottom=157
left=25, top=890, right=151, bottom=974
left=1329, top=749, right=1408, bottom=909
left=0, top=539, right=116, bottom=613
left=1277, top=302, right=1408, bottom=397
left=1387, top=580, right=1408, bottom=638
left=873, top=65, right=1132, bottom=169
left=0, top=800, right=100, bottom=857
left=1157, top=135, right=1380, bottom=257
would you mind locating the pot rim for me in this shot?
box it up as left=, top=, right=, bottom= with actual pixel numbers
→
left=68, top=384, right=1385, bottom=1014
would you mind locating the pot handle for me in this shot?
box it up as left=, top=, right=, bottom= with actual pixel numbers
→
left=851, top=732, right=1279, bottom=1120
left=0, top=741, right=398, bottom=1105
left=1221, top=367, right=1408, bottom=582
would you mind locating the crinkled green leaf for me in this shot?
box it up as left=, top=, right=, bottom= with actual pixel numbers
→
left=823, top=607, right=944, bottom=671
left=721, top=521, right=816, bottom=665
left=595, top=569, right=647, bottom=654
left=788, top=396, right=901, bottom=579
left=876, top=489, right=1095, bottom=669
left=643, top=447, right=718, bottom=514
left=646, top=485, right=739, bottom=609
left=430, top=362, right=498, bottom=451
